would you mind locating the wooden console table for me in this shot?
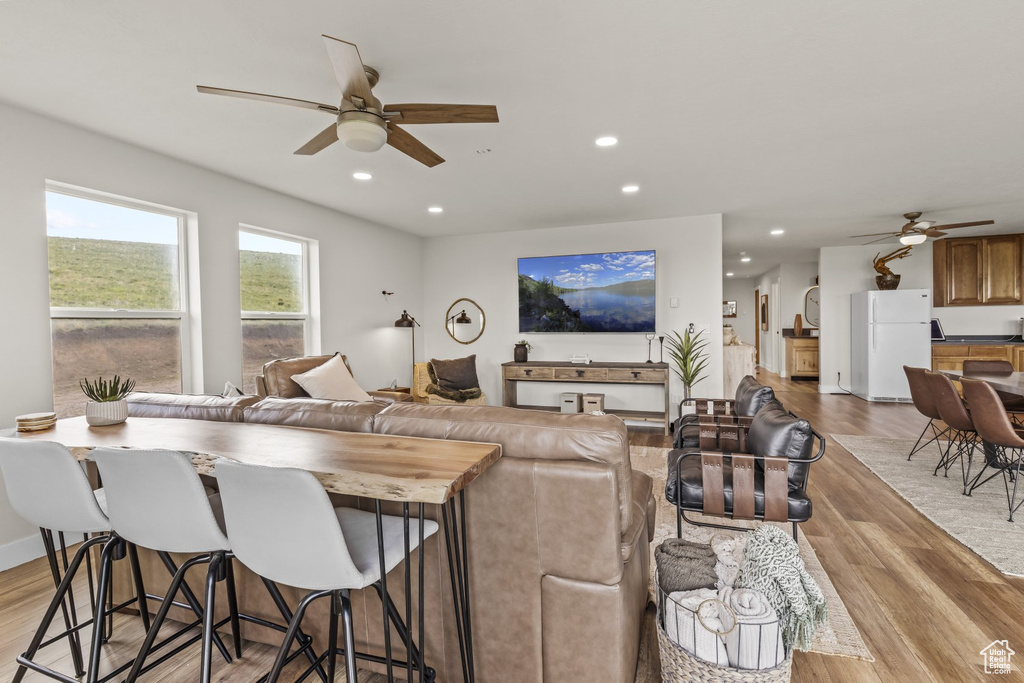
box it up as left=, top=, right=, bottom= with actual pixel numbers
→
left=501, top=361, right=671, bottom=434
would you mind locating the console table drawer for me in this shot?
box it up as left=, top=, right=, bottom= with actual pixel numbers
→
left=504, top=366, right=554, bottom=380
left=606, top=368, right=668, bottom=382
left=553, top=367, right=608, bottom=381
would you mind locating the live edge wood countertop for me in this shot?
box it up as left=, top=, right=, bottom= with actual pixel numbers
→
left=9, top=417, right=502, bottom=505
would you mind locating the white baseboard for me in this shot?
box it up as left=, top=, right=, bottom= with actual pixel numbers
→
left=818, top=384, right=841, bottom=394
left=0, top=533, right=45, bottom=572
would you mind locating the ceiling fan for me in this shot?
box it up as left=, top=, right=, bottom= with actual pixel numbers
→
left=850, top=212, right=995, bottom=246
left=196, top=35, right=499, bottom=168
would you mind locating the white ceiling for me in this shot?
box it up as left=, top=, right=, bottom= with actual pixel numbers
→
left=3, top=0, right=1024, bottom=277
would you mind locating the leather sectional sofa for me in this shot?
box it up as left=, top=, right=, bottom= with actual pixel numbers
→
left=124, top=390, right=655, bottom=682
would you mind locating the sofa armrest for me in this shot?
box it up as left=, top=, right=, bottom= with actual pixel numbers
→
left=620, top=471, right=653, bottom=564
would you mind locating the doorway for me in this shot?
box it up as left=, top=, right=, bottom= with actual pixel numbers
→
left=753, top=288, right=760, bottom=365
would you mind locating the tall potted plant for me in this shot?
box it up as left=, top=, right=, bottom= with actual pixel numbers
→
left=80, top=375, right=135, bottom=426
left=664, top=329, right=709, bottom=400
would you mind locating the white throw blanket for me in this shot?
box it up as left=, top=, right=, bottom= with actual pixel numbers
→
left=711, top=534, right=747, bottom=590
left=719, top=587, right=786, bottom=669
left=663, top=588, right=729, bottom=666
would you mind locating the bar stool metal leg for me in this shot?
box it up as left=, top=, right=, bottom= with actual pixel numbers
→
left=341, top=590, right=358, bottom=683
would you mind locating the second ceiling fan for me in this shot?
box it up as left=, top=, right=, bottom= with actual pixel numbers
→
left=851, top=212, right=994, bottom=245
left=197, top=35, right=499, bottom=167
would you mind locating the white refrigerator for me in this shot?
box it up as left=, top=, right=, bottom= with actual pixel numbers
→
left=850, top=289, right=931, bottom=402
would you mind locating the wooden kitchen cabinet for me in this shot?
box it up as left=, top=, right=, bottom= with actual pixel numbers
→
left=934, top=233, right=1024, bottom=307
left=931, top=344, right=1018, bottom=372
left=785, top=337, right=819, bottom=378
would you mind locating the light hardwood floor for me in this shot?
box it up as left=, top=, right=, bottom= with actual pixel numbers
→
left=2, top=374, right=1022, bottom=681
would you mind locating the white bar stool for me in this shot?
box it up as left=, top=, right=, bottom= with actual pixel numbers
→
left=0, top=438, right=148, bottom=683
left=214, top=459, right=439, bottom=683
left=90, top=447, right=244, bottom=683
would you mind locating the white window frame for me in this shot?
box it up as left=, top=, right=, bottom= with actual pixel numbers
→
left=46, top=182, right=196, bottom=393
left=238, top=225, right=318, bottom=358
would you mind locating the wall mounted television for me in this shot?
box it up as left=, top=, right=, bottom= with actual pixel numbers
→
left=518, top=250, right=656, bottom=333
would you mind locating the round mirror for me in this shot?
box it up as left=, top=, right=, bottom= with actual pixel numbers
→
left=445, top=298, right=486, bottom=345
left=804, top=286, right=820, bottom=328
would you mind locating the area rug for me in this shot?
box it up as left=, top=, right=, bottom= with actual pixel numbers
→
left=629, top=445, right=874, bottom=662
left=831, top=434, right=1024, bottom=577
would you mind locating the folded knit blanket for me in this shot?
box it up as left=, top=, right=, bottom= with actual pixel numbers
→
left=718, top=587, right=786, bottom=669
left=738, top=525, right=827, bottom=651
left=656, top=539, right=717, bottom=594
left=663, top=588, right=729, bottom=666
left=710, top=534, right=747, bottom=590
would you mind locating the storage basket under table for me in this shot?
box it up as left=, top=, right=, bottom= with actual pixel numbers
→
left=657, top=581, right=792, bottom=682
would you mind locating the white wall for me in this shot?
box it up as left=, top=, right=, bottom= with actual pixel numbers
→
left=421, top=215, right=724, bottom=417
left=723, top=277, right=756, bottom=345
left=781, top=262, right=819, bottom=332
left=817, top=244, right=930, bottom=393
left=0, top=102, right=423, bottom=566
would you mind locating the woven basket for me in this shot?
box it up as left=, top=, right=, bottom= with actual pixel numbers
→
left=658, top=628, right=792, bottom=683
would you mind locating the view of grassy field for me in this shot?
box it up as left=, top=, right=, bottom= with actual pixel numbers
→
left=47, top=237, right=304, bottom=415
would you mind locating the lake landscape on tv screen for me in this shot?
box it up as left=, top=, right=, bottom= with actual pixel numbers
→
left=518, top=250, right=656, bottom=333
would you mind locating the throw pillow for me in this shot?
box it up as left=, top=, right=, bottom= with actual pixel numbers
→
left=291, top=353, right=372, bottom=402
left=429, top=355, right=480, bottom=391
left=221, top=381, right=243, bottom=397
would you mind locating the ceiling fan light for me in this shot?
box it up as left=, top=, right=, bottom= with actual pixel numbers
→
left=914, top=221, right=936, bottom=229
left=336, top=119, right=387, bottom=152
left=900, top=233, right=928, bottom=246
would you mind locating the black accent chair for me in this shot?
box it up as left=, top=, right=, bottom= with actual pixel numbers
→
left=665, top=400, right=825, bottom=540
left=672, top=376, right=776, bottom=449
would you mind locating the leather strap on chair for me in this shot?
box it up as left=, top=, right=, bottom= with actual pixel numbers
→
left=717, top=415, right=737, bottom=425
left=701, top=453, right=725, bottom=516
left=712, top=400, right=728, bottom=415
left=719, top=424, right=740, bottom=453
left=698, top=414, right=717, bottom=425
left=738, top=416, right=755, bottom=427
left=699, top=424, right=719, bottom=450
left=695, top=399, right=710, bottom=415
left=731, top=455, right=756, bottom=520
left=763, top=456, right=789, bottom=522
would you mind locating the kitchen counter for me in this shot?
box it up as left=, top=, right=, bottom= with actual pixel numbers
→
left=933, top=336, right=1024, bottom=345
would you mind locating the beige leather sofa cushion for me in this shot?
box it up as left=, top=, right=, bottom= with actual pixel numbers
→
left=126, top=392, right=259, bottom=422
left=242, top=397, right=385, bottom=433
left=261, top=354, right=342, bottom=398
left=373, top=403, right=634, bottom=533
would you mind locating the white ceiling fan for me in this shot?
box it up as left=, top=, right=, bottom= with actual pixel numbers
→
left=197, top=35, right=499, bottom=167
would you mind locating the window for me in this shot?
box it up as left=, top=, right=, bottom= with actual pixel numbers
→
left=239, top=227, right=314, bottom=394
left=46, top=186, right=192, bottom=417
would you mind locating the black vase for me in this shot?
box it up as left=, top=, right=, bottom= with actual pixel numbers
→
left=514, top=344, right=528, bottom=362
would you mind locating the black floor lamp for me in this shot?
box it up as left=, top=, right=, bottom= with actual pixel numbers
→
left=394, top=310, right=420, bottom=385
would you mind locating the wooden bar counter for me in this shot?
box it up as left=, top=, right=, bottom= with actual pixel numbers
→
left=10, top=416, right=501, bottom=504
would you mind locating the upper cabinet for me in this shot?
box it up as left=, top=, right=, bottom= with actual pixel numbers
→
left=933, top=233, right=1023, bottom=307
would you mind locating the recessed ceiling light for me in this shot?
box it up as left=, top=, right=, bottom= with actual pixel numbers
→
left=428, top=206, right=444, bottom=214
left=622, top=184, right=639, bottom=193
left=741, top=257, right=751, bottom=262
left=595, top=136, right=618, bottom=147
left=726, top=272, right=734, bottom=277
left=352, top=172, right=372, bottom=180
left=770, top=228, right=785, bottom=235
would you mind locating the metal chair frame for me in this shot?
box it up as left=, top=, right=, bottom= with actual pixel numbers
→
left=907, top=419, right=952, bottom=461
left=674, top=426, right=826, bottom=542
left=965, top=442, right=1023, bottom=522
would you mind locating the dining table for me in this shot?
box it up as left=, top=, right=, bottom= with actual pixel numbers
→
left=939, top=369, right=1024, bottom=396
left=3, top=416, right=502, bottom=683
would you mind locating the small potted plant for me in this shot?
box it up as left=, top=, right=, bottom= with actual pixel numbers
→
left=514, top=339, right=533, bottom=363
left=80, top=375, right=135, bottom=426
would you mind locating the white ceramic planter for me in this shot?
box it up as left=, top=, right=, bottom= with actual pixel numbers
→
left=85, top=399, right=128, bottom=426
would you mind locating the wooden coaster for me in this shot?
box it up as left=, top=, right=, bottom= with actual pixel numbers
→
left=16, top=412, right=57, bottom=424
left=17, top=423, right=56, bottom=433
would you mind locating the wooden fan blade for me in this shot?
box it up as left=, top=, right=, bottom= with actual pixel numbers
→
left=196, top=86, right=339, bottom=114
left=928, top=220, right=995, bottom=231
left=850, top=231, right=899, bottom=238
left=862, top=235, right=898, bottom=246
left=382, top=104, right=499, bottom=124
left=321, top=35, right=374, bottom=104
left=924, top=229, right=947, bottom=238
left=387, top=124, right=444, bottom=167
left=294, top=124, right=339, bottom=155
